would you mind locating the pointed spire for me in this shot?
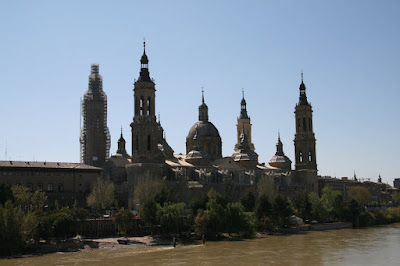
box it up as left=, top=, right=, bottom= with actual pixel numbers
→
left=298, top=71, right=309, bottom=105
left=198, top=87, right=208, bottom=121
left=239, top=89, right=249, bottom=119
left=138, top=41, right=151, bottom=82
left=118, top=127, right=125, bottom=142
left=275, top=131, right=284, bottom=156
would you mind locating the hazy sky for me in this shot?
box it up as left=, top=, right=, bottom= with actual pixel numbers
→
left=0, top=1, right=399, bottom=184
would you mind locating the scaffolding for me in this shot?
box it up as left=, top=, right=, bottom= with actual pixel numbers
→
left=80, top=64, right=110, bottom=167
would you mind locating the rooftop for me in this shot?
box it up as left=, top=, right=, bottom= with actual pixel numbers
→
left=0, top=160, right=102, bottom=170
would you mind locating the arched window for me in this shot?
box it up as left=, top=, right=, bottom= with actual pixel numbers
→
left=147, top=135, right=151, bottom=151
left=308, top=151, right=312, bottom=162
left=140, top=97, right=144, bottom=116
left=299, top=152, right=303, bottom=163
left=147, top=97, right=151, bottom=116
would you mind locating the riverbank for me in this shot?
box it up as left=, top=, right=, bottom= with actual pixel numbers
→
left=0, top=222, right=355, bottom=258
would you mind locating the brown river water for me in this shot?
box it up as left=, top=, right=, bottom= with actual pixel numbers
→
left=2, top=224, right=400, bottom=265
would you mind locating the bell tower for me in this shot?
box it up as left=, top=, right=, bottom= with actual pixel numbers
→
left=235, top=89, right=255, bottom=152
left=130, top=42, right=164, bottom=163
left=294, top=73, right=317, bottom=171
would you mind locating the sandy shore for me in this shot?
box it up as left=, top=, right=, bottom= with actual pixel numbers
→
left=82, top=236, right=178, bottom=251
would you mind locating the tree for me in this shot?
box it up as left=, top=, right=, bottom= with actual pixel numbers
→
left=240, top=191, right=256, bottom=212
left=87, top=177, right=115, bottom=212
left=140, top=199, right=158, bottom=234
left=205, top=196, right=229, bottom=233
left=309, top=192, right=328, bottom=221
left=254, top=193, right=272, bottom=220
left=292, top=191, right=312, bottom=221
left=194, top=209, right=209, bottom=237
left=134, top=179, right=170, bottom=208
left=0, top=183, right=14, bottom=205
left=12, top=185, right=47, bottom=213
left=0, top=201, right=24, bottom=255
left=348, top=186, right=372, bottom=206
left=272, top=195, right=293, bottom=228
left=12, top=185, right=31, bottom=212
left=113, top=210, right=134, bottom=236
left=156, top=202, right=186, bottom=235
left=321, top=186, right=344, bottom=220
left=189, top=194, right=208, bottom=217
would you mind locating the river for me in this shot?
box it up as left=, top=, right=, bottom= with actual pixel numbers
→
left=3, top=224, right=400, bottom=265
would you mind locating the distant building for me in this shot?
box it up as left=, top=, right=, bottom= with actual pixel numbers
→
left=394, top=178, right=400, bottom=189
left=80, top=64, right=111, bottom=167
left=0, top=161, right=101, bottom=207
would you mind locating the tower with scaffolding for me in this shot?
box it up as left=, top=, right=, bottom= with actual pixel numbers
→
left=80, top=64, right=111, bottom=167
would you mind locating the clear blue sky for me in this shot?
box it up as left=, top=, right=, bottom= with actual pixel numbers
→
left=1, top=1, right=399, bottom=184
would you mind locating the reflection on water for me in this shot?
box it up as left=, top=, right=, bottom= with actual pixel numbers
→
left=3, top=224, right=400, bottom=265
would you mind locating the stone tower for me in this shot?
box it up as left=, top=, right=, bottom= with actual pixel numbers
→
left=294, top=73, right=317, bottom=171
left=130, top=42, right=164, bottom=163
left=80, top=64, right=111, bottom=167
left=235, top=90, right=255, bottom=152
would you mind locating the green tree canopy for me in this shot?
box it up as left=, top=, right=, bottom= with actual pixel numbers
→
left=348, top=186, right=372, bottom=206
left=240, top=191, right=256, bottom=212
left=272, top=195, right=293, bottom=228
left=87, top=177, right=115, bottom=212
left=254, top=193, right=272, bottom=220
left=156, top=202, right=186, bottom=235
left=321, top=186, right=344, bottom=220
left=113, top=210, right=134, bottom=236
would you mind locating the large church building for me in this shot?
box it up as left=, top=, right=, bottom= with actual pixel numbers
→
left=100, top=43, right=319, bottom=208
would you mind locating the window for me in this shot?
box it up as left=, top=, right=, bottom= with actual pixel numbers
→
left=47, top=183, right=53, bottom=192
left=299, top=152, right=303, bottom=163
left=58, top=183, right=63, bottom=192
left=38, top=183, right=43, bottom=191
left=27, top=183, right=33, bottom=192
left=147, top=97, right=151, bottom=115
left=297, top=118, right=301, bottom=130
left=308, top=152, right=312, bottom=162
left=303, top=117, right=307, bottom=131
left=147, top=135, right=151, bottom=150
left=140, top=97, right=144, bottom=115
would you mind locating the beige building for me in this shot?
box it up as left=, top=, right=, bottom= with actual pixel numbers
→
left=0, top=161, right=101, bottom=207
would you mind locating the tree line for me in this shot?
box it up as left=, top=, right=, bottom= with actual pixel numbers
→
left=1, top=177, right=400, bottom=256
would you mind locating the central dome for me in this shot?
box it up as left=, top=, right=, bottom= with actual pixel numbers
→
left=187, top=121, right=221, bottom=139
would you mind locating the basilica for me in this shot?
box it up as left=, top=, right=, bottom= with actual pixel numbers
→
left=76, top=43, right=315, bottom=207
left=0, top=44, right=392, bottom=209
